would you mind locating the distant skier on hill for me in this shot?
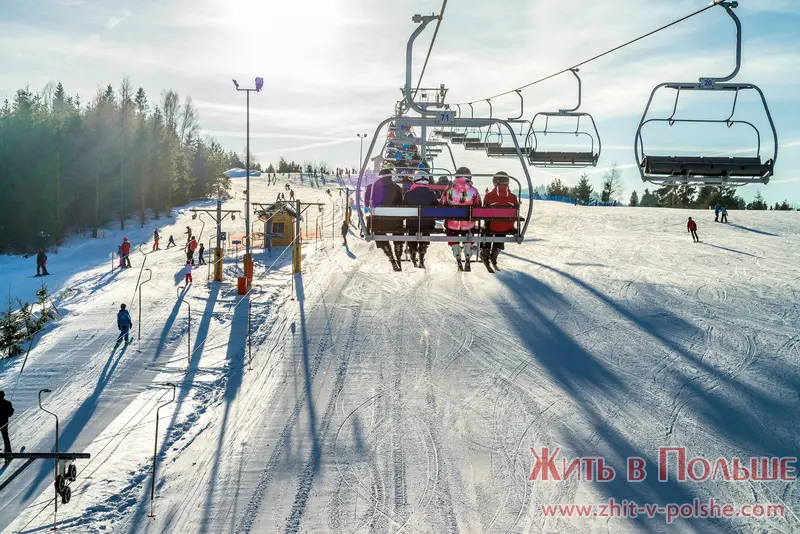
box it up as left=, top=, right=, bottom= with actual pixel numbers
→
left=152, top=228, right=160, bottom=251
left=116, top=304, right=133, bottom=346
left=0, top=390, right=14, bottom=464
left=166, top=235, right=176, bottom=248
left=36, top=249, right=49, bottom=276
left=720, top=206, right=728, bottom=223
left=688, top=217, right=700, bottom=243
left=120, top=237, right=132, bottom=268
left=714, top=203, right=721, bottom=222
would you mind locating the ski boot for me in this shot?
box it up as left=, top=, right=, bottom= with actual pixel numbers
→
left=410, top=251, right=418, bottom=268
left=456, top=259, right=464, bottom=272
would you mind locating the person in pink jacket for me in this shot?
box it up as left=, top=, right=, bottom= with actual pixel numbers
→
left=441, top=167, right=481, bottom=271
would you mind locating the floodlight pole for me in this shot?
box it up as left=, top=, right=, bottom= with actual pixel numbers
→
left=234, top=77, right=263, bottom=287
left=357, top=134, right=367, bottom=171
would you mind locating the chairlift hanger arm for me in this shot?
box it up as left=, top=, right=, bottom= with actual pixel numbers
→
left=508, top=90, right=523, bottom=121
left=559, top=69, right=582, bottom=114
left=405, top=14, right=442, bottom=116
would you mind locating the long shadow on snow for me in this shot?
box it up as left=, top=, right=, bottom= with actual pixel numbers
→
left=126, top=284, right=220, bottom=534
left=700, top=242, right=757, bottom=257
left=726, top=223, right=779, bottom=237
left=198, top=295, right=248, bottom=532
left=234, top=272, right=322, bottom=533
left=496, top=270, right=723, bottom=532
left=519, top=256, right=799, bottom=458
left=21, top=344, right=129, bottom=501
left=499, top=258, right=797, bottom=532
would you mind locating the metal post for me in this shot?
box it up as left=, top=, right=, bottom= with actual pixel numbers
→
left=245, top=89, right=251, bottom=283
left=247, top=299, right=252, bottom=370
left=294, top=200, right=301, bottom=274
left=138, top=269, right=152, bottom=343
left=147, top=382, right=176, bottom=519
left=38, top=389, right=58, bottom=531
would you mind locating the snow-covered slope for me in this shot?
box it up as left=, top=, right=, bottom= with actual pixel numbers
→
left=1, top=177, right=798, bottom=534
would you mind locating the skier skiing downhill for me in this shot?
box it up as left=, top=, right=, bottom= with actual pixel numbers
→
left=688, top=217, right=700, bottom=242
left=403, top=170, right=439, bottom=268
left=36, top=248, right=49, bottom=276
left=481, top=171, right=519, bottom=272
left=116, top=304, right=133, bottom=346
left=441, top=167, right=481, bottom=271
left=366, top=168, right=405, bottom=271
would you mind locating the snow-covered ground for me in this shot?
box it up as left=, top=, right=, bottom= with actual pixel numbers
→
left=1, top=175, right=798, bottom=534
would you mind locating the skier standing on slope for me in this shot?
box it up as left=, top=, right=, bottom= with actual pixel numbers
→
left=120, top=237, right=132, bottom=268
left=714, top=203, right=721, bottom=222
left=36, top=248, right=49, bottom=276
left=166, top=235, right=176, bottom=248
left=116, top=304, right=133, bottom=346
left=721, top=206, right=728, bottom=223
left=186, top=236, right=198, bottom=264
left=441, top=167, right=481, bottom=272
left=184, top=260, right=193, bottom=284
left=688, top=217, right=700, bottom=242
left=403, top=171, right=439, bottom=268
left=197, top=242, right=206, bottom=265
left=152, top=228, right=160, bottom=251
left=0, top=390, right=13, bottom=464
left=341, top=219, right=349, bottom=246
left=481, top=171, right=519, bottom=272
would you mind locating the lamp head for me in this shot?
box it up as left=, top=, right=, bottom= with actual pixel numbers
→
left=232, top=79, right=239, bottom=89
left=255, top=77, right=264, bottom=92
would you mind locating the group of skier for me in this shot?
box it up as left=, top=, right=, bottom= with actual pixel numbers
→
left=365, top=166, right=519, bottom=272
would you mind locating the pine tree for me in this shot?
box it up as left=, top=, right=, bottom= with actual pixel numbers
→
left=629, top=190, right=639, bottom=207
left=575, top=173, right=593, bottom=203
left=546, top=177, right=569, bottom=197
left=640, top=188, right=659, bottom=207
left=747, top=190, right=768, bottom=210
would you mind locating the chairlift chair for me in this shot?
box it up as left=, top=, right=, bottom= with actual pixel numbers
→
left=634, top=2, right=777, bottom=186
left=526, top=69, right=601, bottom=168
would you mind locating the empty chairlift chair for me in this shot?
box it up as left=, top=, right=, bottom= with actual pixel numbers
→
left=526, top=69, right=601, bottom=168
left=634, top=2, right=777, bottom=186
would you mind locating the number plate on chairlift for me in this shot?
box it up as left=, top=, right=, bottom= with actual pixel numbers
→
left=435, top=111, right=455, bottom=125
left=699, top=78, right=717, bottom=89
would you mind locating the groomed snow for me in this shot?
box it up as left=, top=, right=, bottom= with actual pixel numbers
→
left=1, top=174, right=798, bottom=533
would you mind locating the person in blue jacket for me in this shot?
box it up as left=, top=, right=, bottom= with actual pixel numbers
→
left=714, top=203, right=721, bottom=222
left=116, top=303, right=133, bottom=346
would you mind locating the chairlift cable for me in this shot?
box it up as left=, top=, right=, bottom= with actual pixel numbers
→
left=412, top=0, right=449, bottom=100
left=453, top=0, right=724, bottom=106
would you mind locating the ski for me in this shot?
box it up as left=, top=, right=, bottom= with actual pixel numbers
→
left=484, top=261, right=495, bottom=273
left=1, top=446, right=25, bottom=470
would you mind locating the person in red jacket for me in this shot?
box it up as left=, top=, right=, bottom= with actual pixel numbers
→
left=187, top=236, right=198, bottom=264
left=481, top=171, right=519, bottom=270
left=687, top=217, right=699, bottom=242
left=120, top=237, right=132, bottom=268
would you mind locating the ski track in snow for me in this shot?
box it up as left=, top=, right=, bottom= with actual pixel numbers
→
left=2, top=176, right=800, bottom=534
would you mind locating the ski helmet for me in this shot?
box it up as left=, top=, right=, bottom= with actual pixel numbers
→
left=493, top=171, right=510, bottom=186
left=120, top=303, right=126, bottom=309
left=413, top=171, right=430, bottom=184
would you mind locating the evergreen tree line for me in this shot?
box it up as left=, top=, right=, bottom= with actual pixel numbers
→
left=0, top=78, right=248, bottom=253
left=544, top=163, right=624, bottom=204
left=628, top=185, right=795, bottom=210
left=540, top=164, right=795, bottom=210
left=265, top=158, right=332, bottom=176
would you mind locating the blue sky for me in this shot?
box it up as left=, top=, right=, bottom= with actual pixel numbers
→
left=1, top=0, right=798, bottom=204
